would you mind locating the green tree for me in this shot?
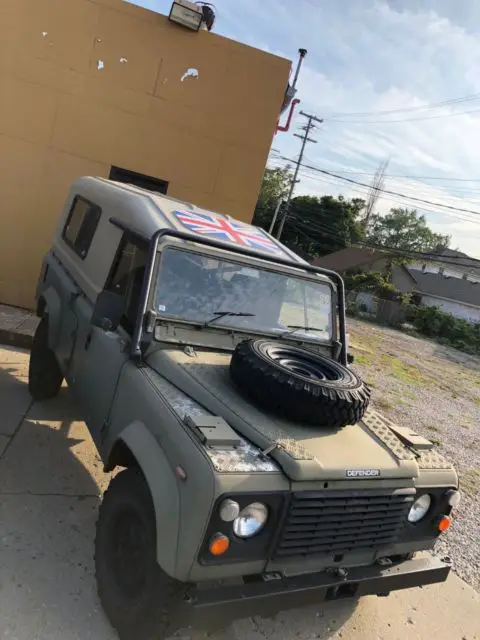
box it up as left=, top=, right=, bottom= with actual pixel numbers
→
left=281, top=194, right=366, bottom=258
left=252, top=166, right=292, bottom=230
left=366, top=208, right=450, bottom=252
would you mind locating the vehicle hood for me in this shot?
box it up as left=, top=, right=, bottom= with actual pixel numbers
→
left=147, top=348, right=420, bottom=482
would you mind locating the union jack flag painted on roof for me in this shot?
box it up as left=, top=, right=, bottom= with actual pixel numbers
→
left=174, top=210, right=286, bottom=256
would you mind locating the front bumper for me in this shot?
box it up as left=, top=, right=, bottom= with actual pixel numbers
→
left=173, top=554, right=451, bottom=629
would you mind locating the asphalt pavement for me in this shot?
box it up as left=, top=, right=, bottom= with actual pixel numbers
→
left=0, top=345, right=478, bottom=640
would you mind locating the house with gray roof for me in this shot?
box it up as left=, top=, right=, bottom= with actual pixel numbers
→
left=313, top=247, right=480, bottom=323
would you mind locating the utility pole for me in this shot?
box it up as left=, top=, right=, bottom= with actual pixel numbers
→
left=276, top=110, right=323, bottom=239
left=268, top=199, right=284, bottom=234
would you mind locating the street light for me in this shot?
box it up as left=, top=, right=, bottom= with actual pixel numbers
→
left=168, top=0, right=203, bottom=31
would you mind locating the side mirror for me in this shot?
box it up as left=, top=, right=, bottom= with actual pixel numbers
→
left=92, top=291, right=125, bottom=331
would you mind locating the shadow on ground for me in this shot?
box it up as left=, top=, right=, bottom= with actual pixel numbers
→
left=0, top=350, right=115, bottom=639
left=0, top=349, right=361, bottom=640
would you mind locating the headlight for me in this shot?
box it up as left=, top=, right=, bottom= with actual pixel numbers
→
left=219, top=499, right=240, bottom=522
left=233, top=502, right=268, bottom=538
left=408, top=494, right=432, bottom=523
left=446, top=489, right=461, bottom=508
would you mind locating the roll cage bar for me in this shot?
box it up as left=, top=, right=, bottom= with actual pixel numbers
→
left=109, top=218, right=348, bottom=366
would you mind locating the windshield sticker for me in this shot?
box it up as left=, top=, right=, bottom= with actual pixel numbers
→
left=174, top=210, right=286, bottom=256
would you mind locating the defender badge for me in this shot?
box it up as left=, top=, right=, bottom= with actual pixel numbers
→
left=346, top=469, right=380, bottom=477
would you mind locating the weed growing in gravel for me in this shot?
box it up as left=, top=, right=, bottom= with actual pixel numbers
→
left=427, top=425, right=441, bottom=433
left=381, top=355, right=427, bottom=385
left=376, top=397, right=393, bottom=410
left=461, top=468, right=480, bottom=497
left=354, top=354, right=371, bottom=366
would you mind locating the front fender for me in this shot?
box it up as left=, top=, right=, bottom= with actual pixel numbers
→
left=110, top=421, right=180, bottom=578
left=38, top=287, right=61, bottom=350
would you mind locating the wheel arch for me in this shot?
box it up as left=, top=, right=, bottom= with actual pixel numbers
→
left=37, top=287, right=62, bottom=350
left=105, top=421, right=181, bottom=577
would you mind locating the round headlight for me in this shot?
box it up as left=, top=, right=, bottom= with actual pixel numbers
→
left=233, top=502, right=268, bottom=538
left=408, top=494, right=432, bottom=523
left=446, top=490, right=461, bottom=508
left=219, top=499, right=240, bottom=522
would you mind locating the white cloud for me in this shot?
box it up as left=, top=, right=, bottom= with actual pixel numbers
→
left=131, top=0, right=480, bottom=256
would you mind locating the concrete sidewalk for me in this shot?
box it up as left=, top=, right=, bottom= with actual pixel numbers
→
left=0, top=345, right=479, bottom=640
left=0, top=303, right=39, bottom=350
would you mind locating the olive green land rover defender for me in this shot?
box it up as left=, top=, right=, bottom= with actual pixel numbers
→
left=30, top=177, right=459, bottom=640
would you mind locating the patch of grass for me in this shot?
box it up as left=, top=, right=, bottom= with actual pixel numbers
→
left=381, top=355, right=427, bottom=385
left=354, top=354, right=371, bottom=366
left=427, top=425, right=441, bottom=433
left=376, top=397, right=393, bottom=411
left=349, top=336, right=377, bottom=356
left=430, top=438, right=443, bottom=447
left=473, top=397, right=480, bottom=406
left=461, top=468, right=480, bottom=498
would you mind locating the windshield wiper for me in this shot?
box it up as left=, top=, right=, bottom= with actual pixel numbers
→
left=280, top=324, right=326, bottom=338
left=203, top=311, right=255, bottom=328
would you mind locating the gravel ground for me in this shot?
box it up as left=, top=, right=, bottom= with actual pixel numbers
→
left=348, top=318, right=480, bottom=592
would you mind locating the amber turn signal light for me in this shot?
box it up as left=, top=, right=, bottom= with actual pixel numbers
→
left=209, top=533, right=230, bottom=556
left=437, top=516, right=452, bottom=533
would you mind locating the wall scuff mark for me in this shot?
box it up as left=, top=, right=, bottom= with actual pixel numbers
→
left=181, top=68, right=199, bottom=82
left=41, top=31, right=48, bottom=37
left=119, top=57, right=128, bottom=64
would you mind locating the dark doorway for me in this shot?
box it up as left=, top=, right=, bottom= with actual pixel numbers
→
left=109, top=166, right=169, bottom=195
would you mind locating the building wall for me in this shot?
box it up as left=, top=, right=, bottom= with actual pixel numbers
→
left=0, top=0, right=290, bottom=308
left=420, top=295, right=480, bottom=323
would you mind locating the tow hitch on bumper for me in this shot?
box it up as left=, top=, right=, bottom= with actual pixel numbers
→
left=174, top=555, right=451, bottom=629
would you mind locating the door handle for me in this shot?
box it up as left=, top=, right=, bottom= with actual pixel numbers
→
left=85, top=331, right=92, bottom=350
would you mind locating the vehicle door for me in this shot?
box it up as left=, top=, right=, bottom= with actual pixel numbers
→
left=54, top=196, right=101, bottom=370
left=68, top=233, right=149, bottom=450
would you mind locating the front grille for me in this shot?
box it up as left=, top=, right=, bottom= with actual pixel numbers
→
left=274, top=490, right=413, bottom=559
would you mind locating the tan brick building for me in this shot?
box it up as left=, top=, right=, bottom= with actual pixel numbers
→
left=0, top=0, right=291, bottom=308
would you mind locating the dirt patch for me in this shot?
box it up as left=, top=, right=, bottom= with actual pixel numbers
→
left=348, top=318, right=480, bottom=592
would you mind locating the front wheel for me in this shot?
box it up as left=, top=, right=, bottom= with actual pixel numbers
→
left=95, top=468, right=180, bottom=640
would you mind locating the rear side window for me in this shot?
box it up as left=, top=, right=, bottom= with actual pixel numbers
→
left=63, top=196, right=101, bottom=259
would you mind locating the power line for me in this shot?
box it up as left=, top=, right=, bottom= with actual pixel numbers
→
left=268, top=158, right=480, bottom=224
left=324, top=106, right=480, bottom=124
left=283, top=217, right=480, bottom=267
left=294, top=166, right=480, bottom=225
left=360, top=242, right=480, bottom=266
left=274, top=155, right=480, bottom=217
left=323, top=92, right=480, bottom=118
left=276, top=111, right=323, bottom=240
left=297, top=159, right=480, bottom=183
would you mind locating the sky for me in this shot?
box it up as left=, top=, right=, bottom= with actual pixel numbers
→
left=129, top=0, right=480, bottom=258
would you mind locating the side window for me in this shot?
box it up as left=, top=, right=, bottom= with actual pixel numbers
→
left=106, top=235, right=149, bottom=334
left=63, top=196, right=101, bottom=259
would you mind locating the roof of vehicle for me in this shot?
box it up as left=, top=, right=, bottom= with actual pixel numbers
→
left=73, top=176, right=307, bottom=266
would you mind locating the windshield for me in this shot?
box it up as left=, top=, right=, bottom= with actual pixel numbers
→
left=154, top=248, right=333, bottom=341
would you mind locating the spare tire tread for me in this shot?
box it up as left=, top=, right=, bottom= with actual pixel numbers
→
left=230, top=340, right=371, bottom=428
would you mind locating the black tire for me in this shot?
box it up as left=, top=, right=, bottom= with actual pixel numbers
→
left=28, top=317, right=63, bottom=401
left=230, top=339, right=371, bottom=428
left=95, top=468, right=180, bottom=640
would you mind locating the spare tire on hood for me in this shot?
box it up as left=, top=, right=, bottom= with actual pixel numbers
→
left=230, top=339, right=370, bottom=428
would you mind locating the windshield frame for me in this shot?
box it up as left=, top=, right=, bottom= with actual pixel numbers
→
left=150, top=241, right=336, bottom=346
left=108, top=219, right=348, bottom=365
